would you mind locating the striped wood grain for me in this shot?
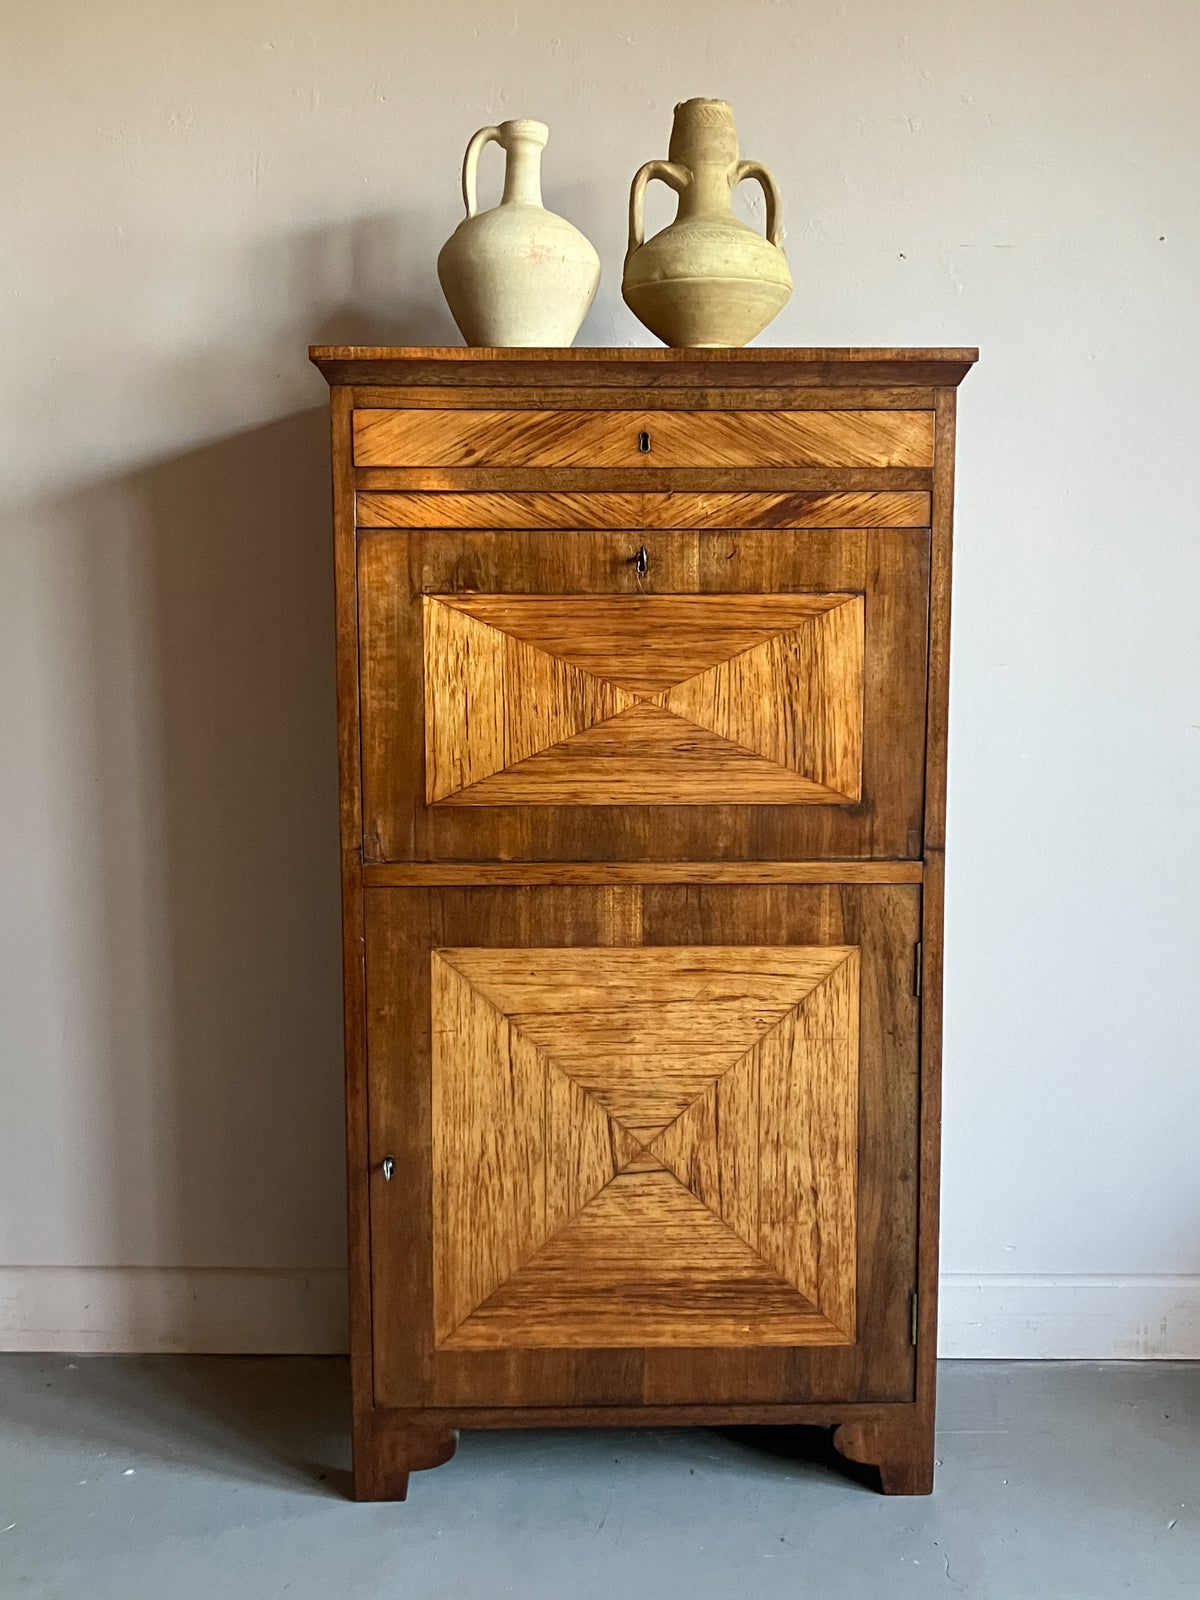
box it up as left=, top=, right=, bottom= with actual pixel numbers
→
left=357, top=525, right=930, bottom=861
left=363, top=861, right=924, bottom=886
left=356, top=489, right=930, bottom=529
left=445, top=1169, right=849, bottom=1348
left=423, top=600, right=633, bottom=803
left=365, top=882, right=920, bottom=1409
left=423, top=593, right=864, bottom=806
left=353, top=408, right=935, bottom=469
left=431, top=944, right=859, bottom=1348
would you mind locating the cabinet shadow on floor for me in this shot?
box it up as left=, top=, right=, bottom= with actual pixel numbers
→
left=715, top=1424, right=880, bottom=1491
left=0, top=1354, right=885, bottom=1500
left=0, top=1355, right=353, bottom=1497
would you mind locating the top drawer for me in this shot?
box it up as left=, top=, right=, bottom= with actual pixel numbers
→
left=352, top=408, right=934, bottom=469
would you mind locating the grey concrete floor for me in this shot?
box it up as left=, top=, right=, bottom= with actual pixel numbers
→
left=0, top=1356, right=1195, bottom=1598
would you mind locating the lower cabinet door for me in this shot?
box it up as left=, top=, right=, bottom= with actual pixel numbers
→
left=365, top=883, right=920, bottom=1409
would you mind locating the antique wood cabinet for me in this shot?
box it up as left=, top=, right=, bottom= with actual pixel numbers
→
left=310, top=346, right=976, bottom=1500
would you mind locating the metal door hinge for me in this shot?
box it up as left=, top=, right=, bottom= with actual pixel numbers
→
left=910, top=1291, right=919, bottom=1346
left=913, top=941, right=923, bottom=998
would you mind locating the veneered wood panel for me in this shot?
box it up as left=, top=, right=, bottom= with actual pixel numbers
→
left=652, top=951, right=858, bottom=1337
left=430, top=957, right=547, bottom=1342
left=352, top=476, right=934, bottom=502
left=636, top=884, right=918, bottom=1409
left=437, top=593, right=844, bottom=691
left=423, top=593, right=864, bottom=807
left=436, top=944, right=848, bottom=1139
left=353, top=407, right=934, bottom=469
left=664, top=596, right=863, bottom=801
left=430, top=706, right=846, bottom=807
left=350, top=384, right=936, bottom=412
left=446, top=1170, right=848, bottom=1349
left=360, top=489, right=634, bottom=529
left=364, top=860, right=925, bottom=887
left=635, top=410, right=932, bottom=468
left=655, top=1047, right=762, bottom=1259
left=546, top=1071, right=641, bottom=1237
left=312, top=343, right=978, bottom=389
left=366, top=884, right=919, bottom=1409
left=358, top=527, right=927, bottom=860
left=757, top=957, right=859, bottom=1336
left=428, top=942, right=857, bottom=1349
left=423, top=600, right=633, bottom=803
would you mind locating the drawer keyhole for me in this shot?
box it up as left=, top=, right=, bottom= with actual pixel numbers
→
left=633, top=546, right=649, bottom=577
left=637, top=430, right=651, bottom=453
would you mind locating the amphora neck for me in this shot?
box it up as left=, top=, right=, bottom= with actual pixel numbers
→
left=498, top=119, right=547, bottom=207
left=667, top=98, right=740, bottom=216
left=669, top=98, right=739, bottom=166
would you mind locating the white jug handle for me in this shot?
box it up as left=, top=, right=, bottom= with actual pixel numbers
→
left=627, top=160, right=690, bottom=254
left=462, top=126, right=503, bottom=219
left=733, top=160, right=785, bottom=250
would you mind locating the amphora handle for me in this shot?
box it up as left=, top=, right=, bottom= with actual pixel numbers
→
left=733, top=160, right=785, bottom=250
left=627, top=160, right=691, bottom=254
left=461, top=125, right=503, bottom=219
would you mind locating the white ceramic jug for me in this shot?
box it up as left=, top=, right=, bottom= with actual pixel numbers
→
left=437, top=119, right=600, bottom=347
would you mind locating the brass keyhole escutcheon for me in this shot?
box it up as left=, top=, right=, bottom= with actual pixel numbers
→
left=633, top=546, right=649, bottom=577
left=637, top=430, right=651, bottom=453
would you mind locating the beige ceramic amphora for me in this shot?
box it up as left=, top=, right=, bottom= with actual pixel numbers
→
left=437, top=119, right=600, bottom=347
left=623, top=99, right=792, bottom=348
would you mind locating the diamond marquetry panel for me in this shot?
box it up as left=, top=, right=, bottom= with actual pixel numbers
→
left=423, top=600, right=634, bottom=803
left=423, top=593, right=864, bottom=807
left=653, top=954, right=859, bottom=1333
left=431, top=945, right=859, bottom=1349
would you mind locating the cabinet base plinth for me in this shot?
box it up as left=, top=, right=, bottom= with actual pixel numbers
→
left=833, top=1412, right=934, bottom=1495
left=354, top=1423, right=458, bottom=1502
left=351, top=1407, right=934, bottom=1500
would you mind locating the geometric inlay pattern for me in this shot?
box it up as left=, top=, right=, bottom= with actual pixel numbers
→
left=423, top=593, right=864, bottom=807
left=431, top=946, right=859, bottom=1348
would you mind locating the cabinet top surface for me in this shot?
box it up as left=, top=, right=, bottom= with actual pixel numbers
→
left=310, top=345, right=978, bottom=389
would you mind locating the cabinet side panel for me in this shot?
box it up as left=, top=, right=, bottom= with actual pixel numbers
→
left=330, top=387, right=373, bottom=1452
left=915, top=388, right=957, bottom=1438
left=924, top=390, right=956, bottom=855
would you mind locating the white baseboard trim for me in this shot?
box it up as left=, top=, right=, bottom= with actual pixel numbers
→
left=0, top=1267, right=348, bottom=1354
left=938, top=1274, right=1200, bottom=1359
left=3, top=1267, right=1198, bottom=1358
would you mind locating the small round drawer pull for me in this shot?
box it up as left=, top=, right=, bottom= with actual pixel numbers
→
left=637, top=430, right=651, bottom=453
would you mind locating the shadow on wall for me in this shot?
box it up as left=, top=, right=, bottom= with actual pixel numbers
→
left=70, top=408, right=349, bottom=1278
left=298, top=208, right=462, bottom=349
left=23, top=220, right=461, bottom=1311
